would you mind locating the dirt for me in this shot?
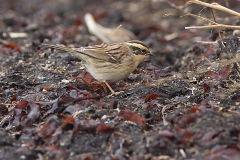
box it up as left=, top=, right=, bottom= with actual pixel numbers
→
left=1, top=0, right=240, bottom=160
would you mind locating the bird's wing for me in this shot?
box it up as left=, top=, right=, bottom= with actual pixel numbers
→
left=42, top=43, right=124, bottom=63
left=78, top=43, right=129, bottom=63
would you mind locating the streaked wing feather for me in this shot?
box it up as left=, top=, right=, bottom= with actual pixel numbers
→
left=73, top=43, right=120, bottom=63
left=42, top=43, right=120, bottom=63
left=83, top=43, right=131, bottom=64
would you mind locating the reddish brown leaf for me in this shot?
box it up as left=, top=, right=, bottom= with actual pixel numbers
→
left=15, top=100, right=28, bottom=109
left=58, top=96, right=75, bottom=106
left=219, top=65, right=232, bottom=80
left=72, top=71, right=95, bottom=84
left=87, top=83, right=104, bottom=92
left=11, top=94, right=17, bottom=102
left=82, top=77, right=93, bottom=84
left=118, top=110, right=146, bottom=127
left=76, top=71, right=87, bottom=77
left=204, top=48, right=216, bottom=57
left=58, top=115, right=75, bottom=129
left=38, top=115, right=58, bottom=138
left=205, top=65, right=232, bottom=80
left=188, top=107, right=199, bottom=113
left=66, top=85, right=81, bottom=92
left=205, top=71, right=220, bottom=80
left=43, top=86, right=52, bottom=91
left=203, top=83, right=210, bottom=92
left=144, top=93, right=158, bottom=102
left=3, top=43, right=21, bottom=52
left=96, top=124, right=115, bottom=133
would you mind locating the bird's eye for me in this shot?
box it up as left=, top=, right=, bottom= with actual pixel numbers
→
left=141, top=49, right=147, bottom=54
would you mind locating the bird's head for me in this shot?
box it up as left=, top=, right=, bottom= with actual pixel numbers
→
left=127, top=40, right=152, bottom=63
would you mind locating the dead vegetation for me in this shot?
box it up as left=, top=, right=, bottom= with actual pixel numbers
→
left=0, top=0, right=240, bottom=159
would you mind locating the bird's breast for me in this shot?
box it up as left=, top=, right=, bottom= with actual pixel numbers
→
left=84, top=59, right=136, bottom=82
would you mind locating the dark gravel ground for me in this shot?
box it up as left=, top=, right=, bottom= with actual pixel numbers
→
left=1, top=0, right=240, bottom=159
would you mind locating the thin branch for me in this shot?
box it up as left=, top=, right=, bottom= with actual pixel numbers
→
left=188, top=0, right=240, bottom=17
left=196, top=41, right=218, bottom=45
left=186, top=24, right=240, bottom=30
left=182, top=13, right=217, bottom=25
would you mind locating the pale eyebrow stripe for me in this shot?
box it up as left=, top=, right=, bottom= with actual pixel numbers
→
left=127, top=43, right=149, bottom=51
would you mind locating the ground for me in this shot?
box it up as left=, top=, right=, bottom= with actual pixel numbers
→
left=0, top=0, right=240, bottom=160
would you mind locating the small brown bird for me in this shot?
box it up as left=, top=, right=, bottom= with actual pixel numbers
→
left=84, top=13, right=137, bottom=43
left=42, top=40, right=151, bottom=95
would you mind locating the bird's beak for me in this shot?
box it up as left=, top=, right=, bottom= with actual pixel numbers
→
left=149, top=52, right=155, bottom=56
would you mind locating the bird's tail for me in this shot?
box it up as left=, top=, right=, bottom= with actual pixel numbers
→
left=41, top=43, right=85, bottom=59
left=41, top=43, right=76, bottom=53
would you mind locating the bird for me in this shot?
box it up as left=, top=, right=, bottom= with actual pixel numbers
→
left=42, top=40, right=151, bottom=95
left=84, top=13, right=137, bottom=43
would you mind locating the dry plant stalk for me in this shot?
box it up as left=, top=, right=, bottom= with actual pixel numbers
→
left=185, top=0, right=240, bottom=30
left=188, top=0, right=240, bottom=17
left=186, top=24, right=240, bottom=30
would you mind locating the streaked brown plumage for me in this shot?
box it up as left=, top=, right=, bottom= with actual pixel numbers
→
left=42, top=40, right=151, bottom=95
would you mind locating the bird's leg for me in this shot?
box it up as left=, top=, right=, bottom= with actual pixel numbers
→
left=104, top=82, right=116, bottom=95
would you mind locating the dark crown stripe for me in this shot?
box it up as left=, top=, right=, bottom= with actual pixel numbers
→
left=127, top=40, right=149, bottom=49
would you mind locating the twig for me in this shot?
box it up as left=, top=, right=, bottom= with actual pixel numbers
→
left=196, top=41, right=218, bottom=45
left=185, top=0, right=240, bottom=31
left=188, top=0, right=240, bottom=17
left=186, top=24, right=240, bottom=30
left=182, top=13, right=217, bottom=25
